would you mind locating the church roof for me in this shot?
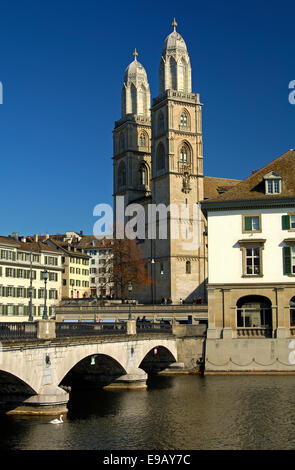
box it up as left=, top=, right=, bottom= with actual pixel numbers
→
left=202, top=149, right=295, bottom=205
left=124, top=58, right=148, bottom=84
left=163, top=30, right=188, bottom=55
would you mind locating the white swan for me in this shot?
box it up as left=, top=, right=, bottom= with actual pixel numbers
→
left=49, top=414, right=63, bottom=424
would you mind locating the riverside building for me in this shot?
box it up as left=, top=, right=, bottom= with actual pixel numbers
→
left=202, top=149, right=295, bottom=373
left=0, top=234, right=63, bottom=321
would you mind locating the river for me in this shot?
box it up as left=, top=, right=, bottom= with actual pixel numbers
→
left=1, top=374, right=295, bottom=450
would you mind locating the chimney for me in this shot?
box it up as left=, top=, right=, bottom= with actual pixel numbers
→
left=45, top=233, right=49, bottom=239
left=12, top=232, right=18, bottom=240
left=34, top=234, right=38, bottom=242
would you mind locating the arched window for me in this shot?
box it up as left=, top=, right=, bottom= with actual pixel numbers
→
left=119, top=133, right=125, bottom=152
left=158, top=112, right=164, bottom=133
left=236, top=295, right=272, bottom=332
left=169, top=57, right=177, bottom=90
left=156, top=143, right=165, bottom=171
left=118, top=161, right=126, bottom=188
left=186, top=261, right=191, bottom=274
left=180, top=112, right=188, bottom=127
left=180, top=146, right=188, bottom=162
left=131, top=83, right=137, bottom=115
left=139, top=133, right=146, bottom=147
left=139, top=165, right=148, bottom=186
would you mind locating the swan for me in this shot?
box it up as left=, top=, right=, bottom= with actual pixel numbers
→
left=49, top=414, right=63, bottom=424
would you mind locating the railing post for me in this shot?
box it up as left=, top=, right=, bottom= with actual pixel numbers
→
left=127, top=320, right=136, bottom=335
left=37, top=320, right=56, bottom=340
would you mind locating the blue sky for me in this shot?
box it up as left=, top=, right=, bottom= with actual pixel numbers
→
left=0, top=0, right=294, bottom=236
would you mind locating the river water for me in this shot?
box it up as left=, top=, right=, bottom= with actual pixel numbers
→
left=1, top=374, right=295, bottom=450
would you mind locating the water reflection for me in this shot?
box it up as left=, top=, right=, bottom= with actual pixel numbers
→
left=1, top=375, right=295, bottom=449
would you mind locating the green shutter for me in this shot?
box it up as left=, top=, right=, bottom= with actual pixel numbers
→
left=282, top=215, right=290, bottom=230
left=244, top=216, right=252, bottom=231
left=44, top=256, right=48, bottom=264
left=283, top=246, right=292, bottom=274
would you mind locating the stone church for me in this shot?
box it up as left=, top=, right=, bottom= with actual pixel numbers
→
left=112, top=20, right=239, bottom=304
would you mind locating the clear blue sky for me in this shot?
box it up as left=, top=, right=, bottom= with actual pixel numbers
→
left=0, top=0, right=294, bottom=236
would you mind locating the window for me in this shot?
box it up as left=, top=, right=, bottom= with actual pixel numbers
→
left=264, top=172, right=282, bottom=194
left=180, top=112, right=189, bottom=128
left=139, top=165, right=148, bottom=186
left=282, top=214, right=295, bottom=230
left=156, top=143, right=165, bottom=171
left=180, top=146, right=187, bottom=162
left=239, top=240, right=265, bottom=277
left=283, top=246, right=295, bottom=275
left=243, top=215, right=261, bottom=232
left=118, top=161, right=126, bottom=188
left=245, top=248, right=261, bottom=275
left=139, top=133, right=146, bottom=147
left=158, top=112, right=164, bottom=133
left=186, top=261, right=191, bottom=274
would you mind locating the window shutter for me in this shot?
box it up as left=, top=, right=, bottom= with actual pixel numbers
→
left=244, top=216, right=252, bottom=231
left=282, top=215, right=290, bottom=230
left=283, top=246, right=291, bottom=274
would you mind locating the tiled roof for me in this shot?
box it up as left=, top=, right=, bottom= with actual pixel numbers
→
left=203, top=176, right=241, bottom=200
left=204, top=149, right=295, bottom=203
left=0, top=236, right=61, bottom=254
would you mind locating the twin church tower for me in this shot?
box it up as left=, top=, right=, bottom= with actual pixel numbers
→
left=112, top=20, right=207, bottom=303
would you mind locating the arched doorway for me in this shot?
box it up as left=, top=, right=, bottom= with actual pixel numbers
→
left=236, top=295, right=272, bottom=334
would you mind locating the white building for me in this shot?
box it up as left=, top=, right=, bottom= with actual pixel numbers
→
left=202, top=149, right=295, bottom=339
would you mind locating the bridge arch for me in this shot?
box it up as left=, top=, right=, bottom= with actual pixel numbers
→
left=135, top=339, right=178, bottom=370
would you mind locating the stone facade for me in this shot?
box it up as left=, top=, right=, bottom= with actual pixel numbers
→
left=113, top=23, right=207, bottom=304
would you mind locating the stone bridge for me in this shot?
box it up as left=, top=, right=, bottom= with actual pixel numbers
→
left=0, top=320, right=206, bottom=415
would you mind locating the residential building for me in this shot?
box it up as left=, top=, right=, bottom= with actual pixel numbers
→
left=202, top=149, right=295, bottom=372
left=0, top=235, right=63, bottom=321
left=76, top=236, right=114, bottom=298
left=45, top=238, right=91, bottom=299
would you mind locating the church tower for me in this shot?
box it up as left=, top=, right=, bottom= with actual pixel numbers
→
left=113, top=50, right=152, bottom=226
left=150, top=19, right=206, bottom=302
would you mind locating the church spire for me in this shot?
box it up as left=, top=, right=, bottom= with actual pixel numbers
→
left=172, top=18, right=178, bottom=31
left=133, top=48, right=138, bottom=61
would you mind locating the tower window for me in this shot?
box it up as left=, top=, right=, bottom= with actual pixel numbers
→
left=139, top=133, right=146, bottom=147
left=139, top=165, right=148, bottom=186
left=180, top=112, right=188, bottom=127
left=118, top=161, right=126, bottom=188
left=180, top=146, right=187, bottom=162
left=158, top=112, right=164, bottom=133
left=186, top=261, right=191, bottom=274
left=156, top=143, right=165, bottom=171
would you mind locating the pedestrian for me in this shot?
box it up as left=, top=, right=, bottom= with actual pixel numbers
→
left=180, top=298, right=183, bottom=305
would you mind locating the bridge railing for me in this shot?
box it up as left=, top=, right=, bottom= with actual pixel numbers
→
left=136, top=322, right=172, bottom=334
left=0, top=322, right=37, bottom=341
left=55, top=321, right=127, bottom=337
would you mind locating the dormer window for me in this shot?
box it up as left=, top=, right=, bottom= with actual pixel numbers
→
left=264, top=171, right=282, bottom=194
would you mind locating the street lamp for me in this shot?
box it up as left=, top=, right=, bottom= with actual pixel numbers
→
left=128, top=281, right=133, bottom=320
left=42, top=268, right=49, bottom=320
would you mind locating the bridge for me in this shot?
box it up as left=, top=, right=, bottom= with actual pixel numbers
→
left=0, top=320, right=206, bottom=415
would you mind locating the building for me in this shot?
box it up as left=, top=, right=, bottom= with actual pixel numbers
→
left=202, top=149, right=295, bottom=372
left=45, top=238, right=91, bottom=299
left=0, top=235, right=63, bottom=321
left=75, top=236, right=114, bottom=298
left=113, top=20, right=239, bottom=303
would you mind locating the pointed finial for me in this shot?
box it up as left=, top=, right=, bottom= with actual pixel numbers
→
left=172, top=18, right=178, bottom=31
left=133, top=48, right=138, bottom=61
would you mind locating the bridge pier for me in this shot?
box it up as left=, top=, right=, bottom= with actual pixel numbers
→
left=6, top=385, right=69, bottom=416
left=103, top=368, right=147, bottom=390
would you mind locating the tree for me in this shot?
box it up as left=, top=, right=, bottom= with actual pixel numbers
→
left=108, top=238, right=152, bottom=299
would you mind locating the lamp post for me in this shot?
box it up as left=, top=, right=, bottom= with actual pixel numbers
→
left=151, top=258, right=155, bottom=306
left=128, top=281, right=133, bottom=320
left=42, top=268, right=49, bottom=320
